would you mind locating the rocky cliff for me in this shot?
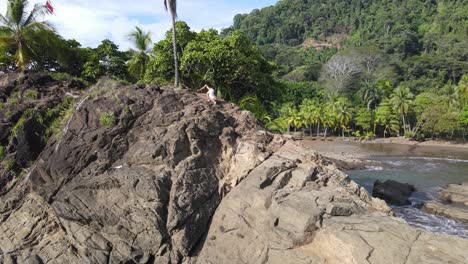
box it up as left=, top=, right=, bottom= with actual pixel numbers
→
left=0, top=76, right=467, bottom=264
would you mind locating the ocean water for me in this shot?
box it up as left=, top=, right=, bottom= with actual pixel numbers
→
left=345, top=144, right=468, bottom=239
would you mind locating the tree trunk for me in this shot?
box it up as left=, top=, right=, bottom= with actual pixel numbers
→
left=402, top=114, right=407, bottom=137
left=309, top=125, right=312, bottom=137
left=324, top=127, right=328, bottom=138
left=317, top=120, right=320, bottom=137
left=171, top=15, right=180, bottom=88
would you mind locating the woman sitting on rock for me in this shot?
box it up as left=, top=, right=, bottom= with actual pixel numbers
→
left=198, top=84, right=217, bottom=106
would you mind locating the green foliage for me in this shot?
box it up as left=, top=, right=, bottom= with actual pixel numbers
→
left=127, top=27, right=152, bottom=81
left=0, top=0, right=67, bottom=70
left=0, top=145, right=4, bottom=161
left=2, top=159, right=15, bottom=173
left=355, top=108, right=374, bottom=133
left=6, top=97, right=17, bottom=107
left=87, top=78, right=123, bottom=99
left=78, top=40, right=130, bottom=83
left=239, top=96, right=271, bottom=123
left=145, top=23, right=276, bottom=102
left=44, top=96, right=75, bottom=137
left=10, top=108, right=43, bottom=140
left=99, top=112, right=117, bottom=127
left=23, top=90, right=38, bottom=100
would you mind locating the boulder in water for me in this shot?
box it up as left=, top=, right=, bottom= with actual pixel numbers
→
left=372, top=180, right=415, bottom=205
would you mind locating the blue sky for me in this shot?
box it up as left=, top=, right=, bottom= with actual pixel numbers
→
left=0, top=0, right=278, bottom=50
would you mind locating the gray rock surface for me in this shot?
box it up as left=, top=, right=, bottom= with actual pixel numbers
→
left=195, top=142, right=468, bottom=264
left=0, top=79, right=467, bottom=264
left=422, top=182, right=468, bottom=222
left=440, top=182, right=468, bottom=206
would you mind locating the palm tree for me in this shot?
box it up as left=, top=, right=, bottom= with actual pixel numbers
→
left=390, top=86, right=414, bottom=137
left=127, top=26, right=152, bottom=81
left=455, top=75, right=468, bottom=107
left=0, top=0, right=65, bottom=70
left=163, top=0, right=180, bottom=87
left=239, top=95, right=271, bottom=123
left=335, top=101, right=352, bottom=138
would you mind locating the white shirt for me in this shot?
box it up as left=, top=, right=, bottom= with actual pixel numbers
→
left=207, top=87, right=216, bottom=99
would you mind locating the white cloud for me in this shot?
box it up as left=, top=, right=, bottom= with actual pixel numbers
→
left=0, top=0, right=276, bottom=50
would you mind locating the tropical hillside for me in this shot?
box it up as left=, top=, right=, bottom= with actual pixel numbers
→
left=0, top=0, right=467, bottom=141
left=225, top=0, right=468, bottom=140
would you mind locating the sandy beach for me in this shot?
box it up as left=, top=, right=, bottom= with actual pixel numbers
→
left=299, top=137, right=468, bottom=170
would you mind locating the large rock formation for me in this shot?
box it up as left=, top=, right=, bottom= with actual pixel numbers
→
left=0, top=77, right=467, bottom=264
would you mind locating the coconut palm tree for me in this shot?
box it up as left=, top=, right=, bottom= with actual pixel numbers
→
left=163, top=0, right=180, bottom=87
left=0, top=0, right=65, bottom=70
left=390, top=86, right=414, bottom=137
left=127, top=26, right=152, bottom=81
left=335, top=100, right=352, bottom=138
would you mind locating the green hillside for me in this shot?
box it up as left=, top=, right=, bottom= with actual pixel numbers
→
left=222, top=0, right=468, bottom=140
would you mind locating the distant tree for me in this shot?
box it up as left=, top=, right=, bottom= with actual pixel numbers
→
left=455, top=75, right=468, bottom=107
left=320, top=53, right=361, bottom=93
left=375, top=99, right=400, bottom=138
left=0, top=0, right=66, bottom=70
left=355, top=108, right=374, bottom=133
left=145, top=21, right=195, bottom=85
left=390, top=86, right=414, bottom=136
left=127, top=26, right=152, bottom=81
left=334, top=99, right=352, bottom=138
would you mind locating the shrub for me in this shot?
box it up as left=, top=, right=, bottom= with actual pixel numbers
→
left=49, top=72, right=74, bottom=81
left=88, top=78, right=123, bottom=99
left=0, top=146, right=4, bottom=161
left=0, top=102, right=4, bottom=109
left=10, top=108, right=44, bottom=140
left=7, top=97, right=18, bottom=107
left=24, top=90, right=39, bottom=100
left=99, top=112, right=116, bottom=127
left=2, top=159, right=15, bottom=172
left=44, top=97, right=75, bottom=138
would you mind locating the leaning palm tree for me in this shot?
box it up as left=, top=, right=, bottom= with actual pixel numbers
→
left=163, top=0, right=180, bottom=87
left=390, top=86, right=414, bottom=137
left=0, top=0, right=65, bottom=70
left=127, top=26, right=152, bottom=81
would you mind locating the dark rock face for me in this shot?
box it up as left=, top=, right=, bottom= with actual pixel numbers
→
left=0, top=72, right=83, bottom=194
left=0, top=81, right=278, bottom=263
left=372, top=180, right=415, bottom=205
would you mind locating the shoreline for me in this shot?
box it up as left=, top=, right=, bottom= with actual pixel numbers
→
left=298, top=137, right=468, bottom=170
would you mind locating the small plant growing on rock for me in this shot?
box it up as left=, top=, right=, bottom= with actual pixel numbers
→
left=44, top=97, right=75, bottom=137
left=0, top=146, right=4, bottom=161
left=7, top=97, right=18, bottom=107
left=24, top=90, right=39, bottom=100
left=10, top=108, right=44, bottom=140
left=88, top=78, right=122, bottom=99
left=0, top=102, right=4, bottom=109
left=2, top=160, right=15, bottom=173
left=100, top=112, right=117, bottom=127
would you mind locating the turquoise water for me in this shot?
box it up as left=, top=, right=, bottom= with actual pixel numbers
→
left=346, top=144, right=468, bottom=239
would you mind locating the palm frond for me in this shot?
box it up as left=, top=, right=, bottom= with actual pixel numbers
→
left=23, top=3, right=48, bottom=26
left=163, top=0, right=178, bottom=18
